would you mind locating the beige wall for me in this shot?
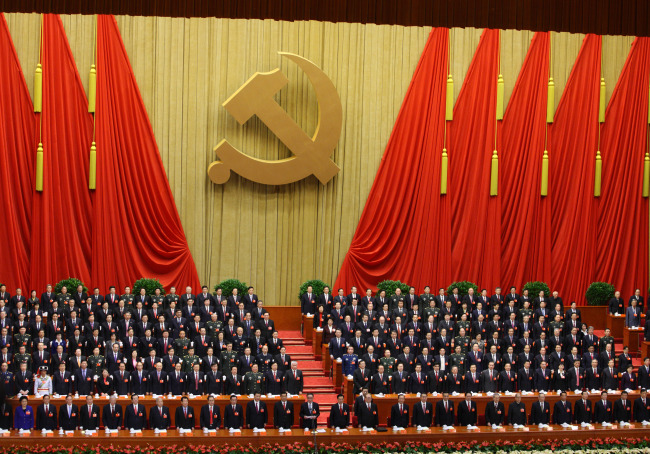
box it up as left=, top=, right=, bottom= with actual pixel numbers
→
left=3, top=14, right=634, bottom=304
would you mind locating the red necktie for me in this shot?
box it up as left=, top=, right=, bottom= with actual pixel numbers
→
left=209, top=407, right=213, bottom=425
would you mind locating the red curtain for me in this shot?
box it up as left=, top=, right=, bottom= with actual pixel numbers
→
left=595, top=37, right=650, bottom=299
left=29, top=14, right=94, bottom=291
left=448, top=29, right=501, bottom=292
left=548, top=35, right=602, bottom=303
left=334, top=28, right=450, bottom=292
left=499, top=32, right=551, bottom=289
left=93, top=15, right=200, bottom=292
left=0, top=14, right=36, bottom=293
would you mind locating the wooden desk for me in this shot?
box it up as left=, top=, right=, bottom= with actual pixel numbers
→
left=343, top=376, right=354, bottom=406
left=322, top=345, right=331, bottom=374
left=624, top=327, right=642, bottom=353
left=301, top=315, right=313, bottom=344
left=607, top=314, right=625, bottom=338
left=312, top=329, right=323, bottom=359
left=6, top=395, right=303, bottom=428
left=332, top=359, right=343, bottom=391
left=0, top=425, right=648, bottom=449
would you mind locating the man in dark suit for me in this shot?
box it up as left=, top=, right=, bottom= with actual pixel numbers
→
left=145, top=399, right=168, bottom=432
left=301, top=287, right=316, bottom=315
left=299, top=393, right=320, bottom=430
left=200, top=395, right=221, bottom=429
left=357, top=393, right=379, bottom=429
left=457, top=393, right=477, bottom=426
left=74, top=362, right=94, bottom=395
left=329, top=394, right=350, bottom=429
left=168, top=363, right=187, bottom=395
left=130, top=363, right=148, bottom=395
left=411, top=394, right=433, bottom=427
left=574, top=391, right=593, bottom=424
left=264, top=363, right=283, bottom=395
left=613, top=391, right=632, bottom=423
left=593, top=392, right=613, bottom=424
left=102, top=395, right=123, bottom=430
left=435, top=392, right=455, bottom=427
left=609, top=291, right=625, bottom=315
left=530, top=393, right=551, bottom=425
left=639, top=358, right=650, bottom=389
left=124, top=394, right=147, bottom=430
left=634, top=388, right=650, bottom=423
left=553, top=392, right=573, bottom=425
left=223, top=395, right=244, bottom=429
left=484, top=394, right=505, bottom=426
left=52, top=363, right=73, bottom=396
left=390, top=394, right=410, bottom=428
left=246, top=393, right=268, bottom=429
left=273, top=392, right=294, bottom=429
left=35, top=394, right=58, bottom=430
left=79, top=395, right=100, bottom=430
left=507, top=393, right=527, bottom=426
left=148, top=363, right=168, bottom=395
left=284, top=362, right=304, bottom=395
left=113, top=363, right=130, bottom=395
left=57, top=394, right=78, bottom=430
left=174, top=396, right=196, bottom=429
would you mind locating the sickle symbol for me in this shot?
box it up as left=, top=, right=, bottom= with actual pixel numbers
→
left=208, top=52, right=342, bottom=185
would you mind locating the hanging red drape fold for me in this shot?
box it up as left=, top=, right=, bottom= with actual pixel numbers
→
left=595, top=37, right=650, bottom=300
left=499, top=32, right=551, bottom=290
left=29, top=14, right=94, bottom=292
left=0, top=14, right=36, bottom=293
left=334, top=28, right=451, bottom=293
left=93, top=15, right=200, bottom=292
left=448, top=29, right=501, bottom=292
left=548, top=35, right=601, bottom=303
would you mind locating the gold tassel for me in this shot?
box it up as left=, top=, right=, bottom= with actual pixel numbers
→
left=35, top=142, right=43, bottom=191
left=88, top=142, right=97, bottom=190
left=541, top=149, right=549, bottom=196
left=441, top=148, right=448, bottom=195
left=643, top=152, right=650, bottom=197
left=490, top=149, right=498, bottom=196
left=446, top=75, right=454, bottom=121
left=547, top=77, right=555, bottom=123
left=594, top=150, right=602, bottom=197
left=599, top=77, right=606, bottom=123
left=34, top=63, right=42, bottom=113
left=88, top=64, right=96, bottom=113
left=496, top=74, right=504, bottom=120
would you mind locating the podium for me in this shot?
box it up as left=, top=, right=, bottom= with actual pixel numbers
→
left=606, top=314, right=625, bottom=339
left=623, top=327, right=641, bottom=353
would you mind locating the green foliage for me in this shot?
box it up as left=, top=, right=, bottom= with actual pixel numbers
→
left=585, top=281, right=615, bottom=306
left=377, top=280, right=411, bottom=296
left=446, top=281, right=478, bottom=298
left=522, top=281, right=551, bottom=297
left=298, top=279, right=330, bottom=301
left=214, top=278, right=248, bottom=297
left=132, top=278, right=165, bottom=296
left=54, top=277, right=87, bottom=294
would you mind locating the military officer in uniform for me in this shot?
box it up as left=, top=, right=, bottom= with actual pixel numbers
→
left=244, top=363, right=264, bottom=395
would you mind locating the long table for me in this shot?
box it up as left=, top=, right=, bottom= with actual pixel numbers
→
left=0, top=426, right=648, bottom=449
left=6, top=395, right=303, bottom=428
left=339, top=384, right=640, bottom=426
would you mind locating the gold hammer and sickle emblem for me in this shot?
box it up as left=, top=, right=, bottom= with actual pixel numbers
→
left=208, top=52, right=342, bottom=185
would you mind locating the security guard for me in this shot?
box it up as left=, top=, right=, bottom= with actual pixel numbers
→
left=243, top=363, right=263, bottom=395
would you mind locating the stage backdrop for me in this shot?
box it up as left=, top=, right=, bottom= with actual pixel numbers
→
left=1, top=13, right=644, bottom=305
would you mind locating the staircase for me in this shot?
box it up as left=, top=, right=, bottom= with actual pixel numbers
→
left=278, top=330, right=338, bottom=425
left=593, top=329, right=643, bottom=369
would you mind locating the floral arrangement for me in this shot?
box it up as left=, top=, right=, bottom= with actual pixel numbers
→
left=2, top=438, right=650, bottom=454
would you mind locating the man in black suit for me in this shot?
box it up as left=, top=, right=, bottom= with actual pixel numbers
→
left=35, top=394, right=58, bottom=430
left=613, top=391, right=632, bottom=423
left=530, top=393, right=551, bottom=425
left=593, top=391, right=613, bottom=424
left=435, top=392, right=455, bottom=427
left=174, top=396, right=196, bottom=429
left=639, top=358, right=650, bottom=389
left=223, top=395, right=244, bottom=429
left=484, top=394, right=505, bottom=426
left=284, top=362, right=304, bottom=395
left=52, top=363, right=73, bottom=396
left=411, top=394, right=433, bottom=427
left=608, top=291, right=625, bottom=315
left=200, top=395, right=221, bottom=429
left=456, top=393, right=476, bottom=427
left=130, top=363, right=148, bottom=395
left=299, top=393, right=320, bottom=430
left=124, top=394, right=147, bottom=430
left=148, top=363, right=168, bottom=395
left=390, top=394, right=410, bottom=428
left=574, top=391, right=593, bottom=424
left=149, top=397, right=171, bottom=430
left=553, top=392, right=573, bottom=425
left=113, top=363, right=130, bottom=395
left=246, top=393, right=268, bottom=429
left=102, top=395, right=123, bottom=430
left=329, top=394, right=350, bottom=429
left=301, top=287, right=316, bottom=315
left=58, top=394, right=78, bottom=430
left=634, top=388, right=650, bottom=423
left=273, top=392, right=294, bottom=429
left=357, top=393, right=379, bottom=429
left=79, top=395, right=100, bottom=430
left=507, top=393, right=527, bottom=426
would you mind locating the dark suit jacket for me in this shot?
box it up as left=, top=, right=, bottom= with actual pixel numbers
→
left=484, top=401, right=505, bottom=425
left=246, top=400, right=268, bottom=428
left=174, top=405, right=196, bottom=429
left=357, top=401, right=379, bottom=428
left=273, top=400, right=294, bottom=429
left=200, top=404, right=221, bottom=429
left=149, top=405, right=171, bottom=430
left=634, top=397, right=650, bottom=422
left=613, top=399, right=632, bottom=422
left=223, top=403, right=244, bottom=429
left=102, top=403, right=123, bottom=429
left=390, top=403, right=410, bottom=428
left=329, top=403, right=349, bottom=428
left=124, top=403, right=147, bottom=430
left=113, top=371, right=131, bottom=395
left=411, top=401, right=433, bottom=427
left=79, top=403, right=100, bottom=430
left=507, top=401, right=526, bottom=425
left=530, top=401, right=550, bottom=424
left=74, top=369, right=94, bottom=395
left=553, top=400, right=573, bottom=424
left=35, top=403, right=58, bottom=430
left=593, top=399, right=613, bottom=423
left=574, top=398, right=592, bottom=424
left=284, top=370, right=304, bottom=394
left=58, top=404, right=79, bottom=430
left=299, top=402, right=320, bottom=429
left=435, top=400, right=454, bottom=426
left=457, top=400, right=477, bottom=426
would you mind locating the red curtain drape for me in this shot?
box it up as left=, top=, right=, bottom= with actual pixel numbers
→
left=548, top=35, right=601, bottom=303
left=93, top=15, right=200, bottom=292
left=29, top=14, right=94, bottom=292
left=595, top=37, right=650, bottom=299
left=0, top=14, right=36, bottom=293
left=448, top=29, right=501, bottom=292
left=334, top=28, right=450, bottom=293
left=499, top=32, right=551, bottom=289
